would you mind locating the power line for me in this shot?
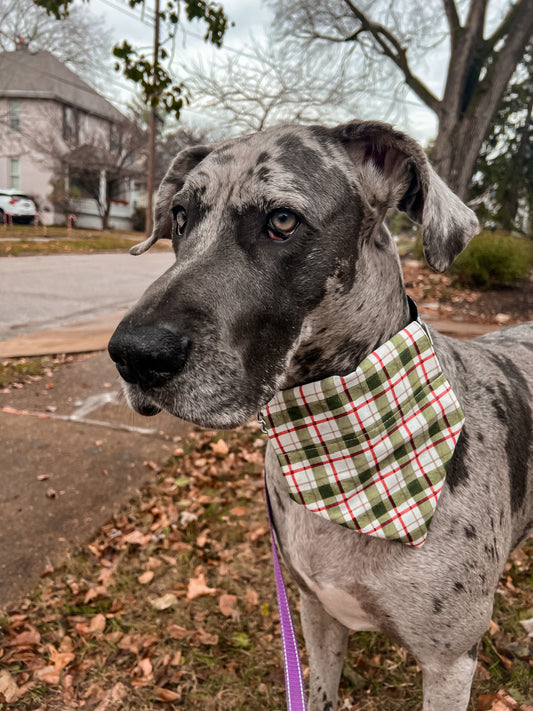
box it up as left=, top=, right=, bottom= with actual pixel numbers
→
left=93, top=0, right=155, bottom=28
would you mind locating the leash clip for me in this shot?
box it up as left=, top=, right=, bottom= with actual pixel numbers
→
left=257, top=411, right=268, bottom=435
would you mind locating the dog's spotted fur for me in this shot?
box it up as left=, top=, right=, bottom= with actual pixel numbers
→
left=110, top=120, right=532, bottom=710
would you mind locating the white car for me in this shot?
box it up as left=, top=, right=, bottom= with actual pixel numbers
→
left=0, top=189, right=36, bottom=224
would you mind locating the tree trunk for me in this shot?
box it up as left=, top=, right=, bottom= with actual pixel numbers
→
left=431, top=112, right=488, bottom=200
left=431, top=0, right=533, bottom=199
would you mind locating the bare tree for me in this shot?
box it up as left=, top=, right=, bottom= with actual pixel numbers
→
left=0, top=0, right=113, bottom=85
left=63, top=119, right=146, bottom=230
left=185, top=39, right=408, bottom=135
left=266, top=0, right=533, bottom=199
left=7, top=104, right=146, bottom=229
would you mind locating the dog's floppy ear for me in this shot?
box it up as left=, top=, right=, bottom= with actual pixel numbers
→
left=334, top=120, right=479, bottom=272
left=130, top=145, right=212, bottom=255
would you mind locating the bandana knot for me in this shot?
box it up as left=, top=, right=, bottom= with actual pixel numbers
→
left=263, top=319, right=464, bottom=546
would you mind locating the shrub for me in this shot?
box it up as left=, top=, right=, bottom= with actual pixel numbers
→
left=449, top=231, right=533, bottom=288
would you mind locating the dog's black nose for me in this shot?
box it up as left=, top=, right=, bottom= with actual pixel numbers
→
left=108, top=323, right=190, bottom=390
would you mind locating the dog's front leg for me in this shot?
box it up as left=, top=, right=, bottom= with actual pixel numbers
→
left=300, top=591, right=349, bottom=711
left=421, top=650, right=478, bottom=711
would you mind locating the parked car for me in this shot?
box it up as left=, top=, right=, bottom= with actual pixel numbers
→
left=0, top=189, right=36, bottom=224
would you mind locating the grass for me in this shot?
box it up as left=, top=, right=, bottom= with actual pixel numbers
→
left=0, top=354, right=91, bottom=389
left=0, top=225, right=172, bottom=256
left=0, top=356, right=56, bottom=388
left=0, top=425, right=531, bottom=711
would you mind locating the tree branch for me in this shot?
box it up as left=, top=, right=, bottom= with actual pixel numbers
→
left=442, top=0, right=460, bottom=36
left=484, top=0, right=533, bottom=54
left=339, top=0, right=441, bottom=113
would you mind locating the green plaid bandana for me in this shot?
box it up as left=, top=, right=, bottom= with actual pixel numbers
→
left=263, top=318, right=465, bottom=546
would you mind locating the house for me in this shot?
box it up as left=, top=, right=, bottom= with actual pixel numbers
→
left=0, top=40, right=145, bottom=229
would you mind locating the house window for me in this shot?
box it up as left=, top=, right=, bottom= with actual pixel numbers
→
left=9, top=101, right=21, bottom=132
left=9, top=158, right=20, bottom=189
left=63, top=106, right=79, bottom=144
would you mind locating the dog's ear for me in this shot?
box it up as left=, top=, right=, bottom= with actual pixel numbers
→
left=130, top=145, right=212, bottom=255
left=333, top=120, right=479, bottom=272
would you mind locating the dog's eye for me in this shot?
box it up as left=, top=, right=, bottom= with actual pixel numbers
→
left=175, top=207, right=187, bottom=236
left=268, top=209, right=299, bottom=241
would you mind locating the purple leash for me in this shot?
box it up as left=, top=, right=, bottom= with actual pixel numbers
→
left=265, top=477, right=307, bottom=711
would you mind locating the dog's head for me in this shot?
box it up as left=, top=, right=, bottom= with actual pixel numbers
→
left=109, top=120, right=478, bottom=428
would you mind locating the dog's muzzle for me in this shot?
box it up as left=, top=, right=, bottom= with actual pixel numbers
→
left=108, top=322, right=191, bottom=391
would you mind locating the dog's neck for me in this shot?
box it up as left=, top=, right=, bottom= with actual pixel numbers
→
left=282, top=240, right=410, bottom=389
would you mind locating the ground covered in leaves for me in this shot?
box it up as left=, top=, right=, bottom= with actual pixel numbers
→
left=1, top=425, right=531, bottom=711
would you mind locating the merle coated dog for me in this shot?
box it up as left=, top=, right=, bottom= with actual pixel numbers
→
left=108, top=120, right=532, bottom=710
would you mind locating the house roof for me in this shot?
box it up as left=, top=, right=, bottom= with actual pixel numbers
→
left=0, top=47, right=125, bottom=123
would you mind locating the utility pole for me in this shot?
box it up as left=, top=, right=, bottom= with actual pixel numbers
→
left=145, top=0, right=160, bottom=238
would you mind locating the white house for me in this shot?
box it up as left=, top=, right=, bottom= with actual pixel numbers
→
left=0, top=41, right=144, bottom=229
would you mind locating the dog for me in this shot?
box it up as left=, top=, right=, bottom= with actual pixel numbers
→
left=108, top=120, right=533, bottom=711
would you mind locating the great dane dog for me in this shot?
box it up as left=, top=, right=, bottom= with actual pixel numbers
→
left=108, top=120, right=532, bottom=710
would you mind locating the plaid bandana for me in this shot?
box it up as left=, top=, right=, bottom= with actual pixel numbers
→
left=263, top=317, right=465, bottom=546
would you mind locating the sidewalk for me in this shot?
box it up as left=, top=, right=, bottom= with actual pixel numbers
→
left=0, top=319, right=193, bottom=607
left=0, top=310, right=499, bottom=607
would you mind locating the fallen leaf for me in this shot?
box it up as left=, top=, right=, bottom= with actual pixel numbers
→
left=145, top=556, right=162, bottom=570
left=186, top=573, right=218, bottom=600
left=93, top=681, right=128, bottom=711
left=196, top=529, right=209, bottom=548
left=0, top=670, right=19, bottom=702
left=229, top=505, right=248, bottom=517
left=520, top=617, right=533, bottom=637
left=151, top=593, right=178, bottom=610
left=9, top=627, right=41, bottom=647
left=62, top=674, right=77, bottom=707
left=122, top=530, right=151, bottom=546
left=219, top=594, right=237, bottom=617
left=48, top=644, right=75, bottom=673
left=155, top=687, right=181, bottom=701
left=89, top=614, right=106, bottom=634
left=478, top=691, right=519, bottom=711
left=196, top=628, right=219, bottom=645
left=131, top=657, right=153, bottom=687
left=167, top=624, right=190, bottom=639
left=59, top=636, right=74, bottom=653
left=35, top=665, right=60, bottom=685
left=137, top=570, right=154, bottom=585
left=210, top=439, right=229, bottom=456
left=244, top=588, right=259, bottom=610
left=170, top=650, right=182, bottom=666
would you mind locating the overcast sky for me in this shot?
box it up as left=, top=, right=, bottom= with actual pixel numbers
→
left=86, top=0, right=443, bottom=143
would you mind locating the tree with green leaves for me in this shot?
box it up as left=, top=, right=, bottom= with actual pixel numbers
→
left=470, top=43, right=532, bottom=232
left=33, top=0, right=230, bottom=234
left=33, top=0, right=230, bottom=118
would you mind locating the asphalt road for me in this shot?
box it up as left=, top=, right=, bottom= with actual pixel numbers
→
left=0, top=252, right=174, bottom=340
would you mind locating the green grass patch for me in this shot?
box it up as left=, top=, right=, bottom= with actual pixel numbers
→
left=0, top=225, right=172, bottom=256
left=0, top=356, right=54, bottom=388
